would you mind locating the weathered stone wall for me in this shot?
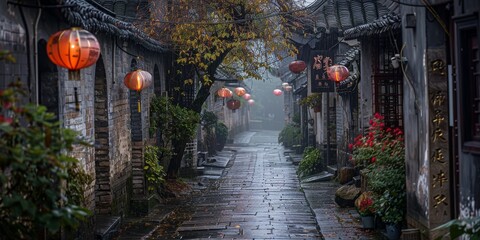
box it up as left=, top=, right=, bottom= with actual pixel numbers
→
left=0, top=1, right=165, bottom=219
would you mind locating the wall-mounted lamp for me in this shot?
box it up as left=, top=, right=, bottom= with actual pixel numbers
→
left=391, top=54, right=408, bottom=69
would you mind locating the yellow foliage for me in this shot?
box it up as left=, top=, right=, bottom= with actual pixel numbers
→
left=141, top=0, right=301, bottom=89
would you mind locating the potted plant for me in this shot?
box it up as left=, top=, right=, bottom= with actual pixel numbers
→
left=299, top=93, right=322, bottom=112
left=351, top=113, right=406, bottom=239
left=355, top=191, right=375, bottom=229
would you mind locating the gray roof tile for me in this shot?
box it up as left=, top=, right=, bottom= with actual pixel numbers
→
left=343, top=13, right=401, bottom=40
left=62, top=0, right=165, bottom=52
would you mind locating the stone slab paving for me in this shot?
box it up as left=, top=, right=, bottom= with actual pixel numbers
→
left=115, top=130, right=384, bottom=240
left=148, top=130, right=322, bottom=239
left=302, top=181, right=383, bottom=240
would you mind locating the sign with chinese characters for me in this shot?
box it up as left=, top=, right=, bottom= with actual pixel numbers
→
left=427, top=49, right=451, bottom=227
left=310, top=51, right=335, bottom=92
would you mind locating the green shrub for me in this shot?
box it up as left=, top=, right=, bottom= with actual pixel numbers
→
left=278, top=123, right=301, bottom=148
left=297, top=147, right=323, bottom=178
left=144, top=146, right=166, bottom=194
left=0, top=81, right=91, bottom=238
left=215, top=122, right=228, bottom=151
left=201, top=111, right=218, bottom=155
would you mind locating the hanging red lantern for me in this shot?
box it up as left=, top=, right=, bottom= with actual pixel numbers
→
left=285, top=85, right=293, bottom=91
left=281, top=82, right=289, bottom=88
left=217, top=87, right=233, bottom=98
left=124, top=69, right=151, bottom=92
left=124, top=69, right=152, bottom=112
left=288, top=60, right=307, bottom=74
left=273, top=89, right=283, bottom=96
left=327, top=65, right=350, bottom=82
left=47, top=27, right=101, bottom=80
left=248, top=99, right=255, bottom=106
left=234, top=87, right=246, bottom=97
left=242, top=93, right=251, bottom=100
left=226, top=99, right=241, bottom=110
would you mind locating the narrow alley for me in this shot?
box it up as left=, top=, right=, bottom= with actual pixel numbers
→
left=115, top=130, right=381, bottom=239
left=149, top=130, right=320, bottom=239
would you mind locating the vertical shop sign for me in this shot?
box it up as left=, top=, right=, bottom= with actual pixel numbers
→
left=427, top=49, right=451, bottom=227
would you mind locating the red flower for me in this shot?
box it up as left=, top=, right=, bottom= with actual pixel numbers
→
left=371, top=156, right=376, bottom=163
left=348, top=143, right=353, bottom=150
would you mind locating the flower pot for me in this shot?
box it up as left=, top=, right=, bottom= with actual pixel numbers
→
left=385, top=223, right=401, bottom=240
left=361, top=215, right=375, bottom=229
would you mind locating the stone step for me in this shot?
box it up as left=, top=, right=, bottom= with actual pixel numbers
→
left=327, top=165, right=337, bottom=176
left=95, top=215, right=121, bottom=240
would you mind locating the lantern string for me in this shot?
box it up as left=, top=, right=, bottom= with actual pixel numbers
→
left=115, top=39, right=140, bottom=59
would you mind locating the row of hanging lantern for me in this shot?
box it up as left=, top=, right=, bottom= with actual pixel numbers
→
left=288, top=59, right=350, bottom=82
left=46, top=27, right=153, bottom=112
left=217, top=86, right=255, bottom=110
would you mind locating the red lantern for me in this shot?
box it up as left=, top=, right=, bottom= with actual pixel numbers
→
left=124, top=70, right=152, bottom=92
left=47, top=27, right=101, bottom=80
left=288, top=60, right=307, bottom=74
left=248, top=99, right=255, bottom=106
left=234, top=87, right=246, bottom=97
left=285, top=85, right=293, bottom=91
left=242, top=93, right=251, bottom=100
left=124, top=69, right=152, bottom=112
left=226, top=99, right=241, bottom=110
left=281, top=82, right=289, bottom=88
left=217, top=87, right=233, bottom=98
left=327, top=65, right=350, bottom=82
left=273, top=89, right=283, bottom=96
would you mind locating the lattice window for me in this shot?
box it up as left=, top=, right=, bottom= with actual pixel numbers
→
left=371, top=34, right=403, bottom=129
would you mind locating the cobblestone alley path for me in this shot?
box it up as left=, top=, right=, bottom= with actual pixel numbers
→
left=149, top=130, right=322, bottom=239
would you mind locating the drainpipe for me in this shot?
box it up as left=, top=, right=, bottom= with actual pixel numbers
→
left=33, top=0, right=42, bottom=105
left=18, top=6, right=32, bottom=101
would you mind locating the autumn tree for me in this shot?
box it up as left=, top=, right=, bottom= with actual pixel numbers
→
left=143, top=0, right=305, bottom=178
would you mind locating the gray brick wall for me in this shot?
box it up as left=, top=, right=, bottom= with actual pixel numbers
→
left=0, top=0, right=166, bottom=219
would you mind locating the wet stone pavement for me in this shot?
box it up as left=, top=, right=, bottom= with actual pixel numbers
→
left=116, top=130, right=383, bottom=239
left=149, top=130, right=320, bottom=239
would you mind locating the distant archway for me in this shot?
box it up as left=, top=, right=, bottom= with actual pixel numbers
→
left=37, top=39, right=59, bottom=120
left=94, top=55, right=111, bottom=214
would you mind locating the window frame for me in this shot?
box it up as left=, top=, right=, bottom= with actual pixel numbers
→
left=455, top=15, right=480, bottom=154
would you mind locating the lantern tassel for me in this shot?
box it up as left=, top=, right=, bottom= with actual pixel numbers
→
left=137, top=99, right=141, bottom=112
left=69, top=70, right=81, bottom=81
left=74, top=87, right=80, bottom=112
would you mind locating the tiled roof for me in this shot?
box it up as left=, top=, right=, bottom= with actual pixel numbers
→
left=337, top=46, right=360, bottom=88
left=343, top=13, right=401, bottom=40
left=62, top=0, right=165, bottom=52
left=304, top=0, right=399, bottom=33
left=337, top=46, right=360, bottom=66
